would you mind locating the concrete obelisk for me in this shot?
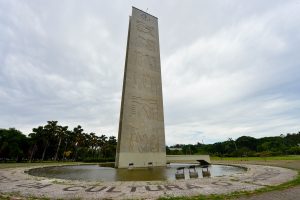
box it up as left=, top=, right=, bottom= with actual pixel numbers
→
left=115, top=7, right=166, bottom=168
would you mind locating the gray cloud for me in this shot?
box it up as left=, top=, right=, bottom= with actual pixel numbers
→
left=0, top=0, right=300, bottom=145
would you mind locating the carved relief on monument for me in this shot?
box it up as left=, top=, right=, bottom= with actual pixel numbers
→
left=131, top=50, right=160, bottom=72
left=116, top=7, right=165, bottom=168
left=139, top=12, right=151, bottom=22
left=129, top=72, right=161, bottom=96
left=135, top=35, right=156, bottom=52
left=136, top=20, right=155, bottom=38
left=130, top=96, right=163, bottom=121
left=122, top=124, right=165, bottom=153
left=141, top=72, right=161, bottom=95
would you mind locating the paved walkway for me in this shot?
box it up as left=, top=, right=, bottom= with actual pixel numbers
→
left=238, top=186, right=300, bottom=200
left=0, top=164, right=297, bottom=199
left=213, top=160, right=300, bottom=200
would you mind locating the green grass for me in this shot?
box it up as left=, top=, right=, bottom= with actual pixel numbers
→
left=0, top=192, right=50, bottom=200
left=0, top=161, right=82, bottom=169
left=211, top=155, right=300, bottom=161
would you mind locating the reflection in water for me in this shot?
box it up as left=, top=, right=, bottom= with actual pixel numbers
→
left=27, top=164, right=245, bottom=182
left=116, top=167, right=167, bottom=181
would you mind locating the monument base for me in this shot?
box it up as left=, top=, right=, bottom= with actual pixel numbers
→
left=166, top=155, right=211, bottom=164
left=115, top=152, right=166, bottom=168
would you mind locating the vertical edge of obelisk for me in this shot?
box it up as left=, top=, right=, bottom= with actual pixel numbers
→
left=115, top=16, right=132, bottom=168
left=156, top=15, right=166, bottom=154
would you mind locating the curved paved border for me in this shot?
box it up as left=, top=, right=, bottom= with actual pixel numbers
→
left=0, top=164, right=297, bottom=199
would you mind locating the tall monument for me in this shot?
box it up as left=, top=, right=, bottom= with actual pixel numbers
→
left=115, top=7, right=166, bottom=168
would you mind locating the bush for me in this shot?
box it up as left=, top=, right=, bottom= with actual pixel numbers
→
left=287, top=146, right=300, bottom=155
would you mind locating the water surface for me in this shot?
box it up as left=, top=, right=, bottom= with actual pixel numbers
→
left=27, top=163, right=245, bottom=181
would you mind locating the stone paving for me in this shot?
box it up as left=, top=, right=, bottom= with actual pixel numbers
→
left=0, top=164, right=297, bottom=199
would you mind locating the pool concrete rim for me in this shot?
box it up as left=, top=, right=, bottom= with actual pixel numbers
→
left=0, top=164, right=297, bottom=199
left=24, top=163, right=248, bottom=182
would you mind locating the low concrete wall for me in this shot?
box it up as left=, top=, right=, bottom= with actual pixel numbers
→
left=166, top=155, right=211, bottom=163
left=116, top=152, right=166, bottom=168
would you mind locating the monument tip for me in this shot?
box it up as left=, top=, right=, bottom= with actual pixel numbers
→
left=131, top=6, right=158, bottom=19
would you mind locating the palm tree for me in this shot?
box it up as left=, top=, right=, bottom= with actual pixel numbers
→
left=106, top=136, right=117, bottom=158
left=98, top=134, right=107, bottom=158
left=228, top=138, right=238, bottom=151
left=89, top=132, right=98, bottom=159
left=72, top=125, right=84, bottom=161
left=29, top=126, right=47, bottom=161
left=54, top=125, right=68, bottom=161
left=62, top=130, right=72, bottom=161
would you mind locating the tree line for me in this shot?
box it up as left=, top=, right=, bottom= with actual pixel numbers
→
left=0, top=121, right=116, bottom=162
left=167, top=132, right=300, bottom=157
left=1, top=122, right=300, bottom=162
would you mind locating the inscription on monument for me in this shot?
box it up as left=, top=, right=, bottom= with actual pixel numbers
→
left=130, top=96, right=162, bottom=120
left=136, top=20, right=155, bottom=37
left=129, top=72, right=161, bottom=96
left=116, top=7, right=166, bottom=168
left=122, top=125, right=164, bottom=152
left=132, top=50, right=160, bottom=72
left=139, top=12, right=151, bottom=22
left=136, top=35, right=156, bottom=52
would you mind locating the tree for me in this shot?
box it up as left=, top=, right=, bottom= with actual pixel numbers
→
left=89, top=132, right=98, bottom=159
left=98, top=134, right=108, bottom=157
left=29, top=126, right=48, bottom=161
left=228, top=138, right=237, bottom=151
left=62, top=130, right=72, bottom=161
left=72, top=125, right=86, bottom=161
left=54, top=125, right=68, bottom=161
left=182, top=144, right=197, bottom=155
left=0, top=128, right=28, bottom=162
left=105, top=136, right=117, bottom=158
left=236, top=136, right=257, bottom=151
left=287, top=146, right=300, bottom=155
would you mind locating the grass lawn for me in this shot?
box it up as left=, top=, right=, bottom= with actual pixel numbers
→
left=211, top=155, right=300, bottom=161
left=0, top=161, right=82, bottom=169
left=211, top=155, right=300, bottom=172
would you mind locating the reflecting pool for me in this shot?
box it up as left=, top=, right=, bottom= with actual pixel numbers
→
left=27, top=163, right=246, bottom=181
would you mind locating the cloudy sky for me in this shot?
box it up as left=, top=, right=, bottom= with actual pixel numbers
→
left=1, top=0, right=300, bottom=145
